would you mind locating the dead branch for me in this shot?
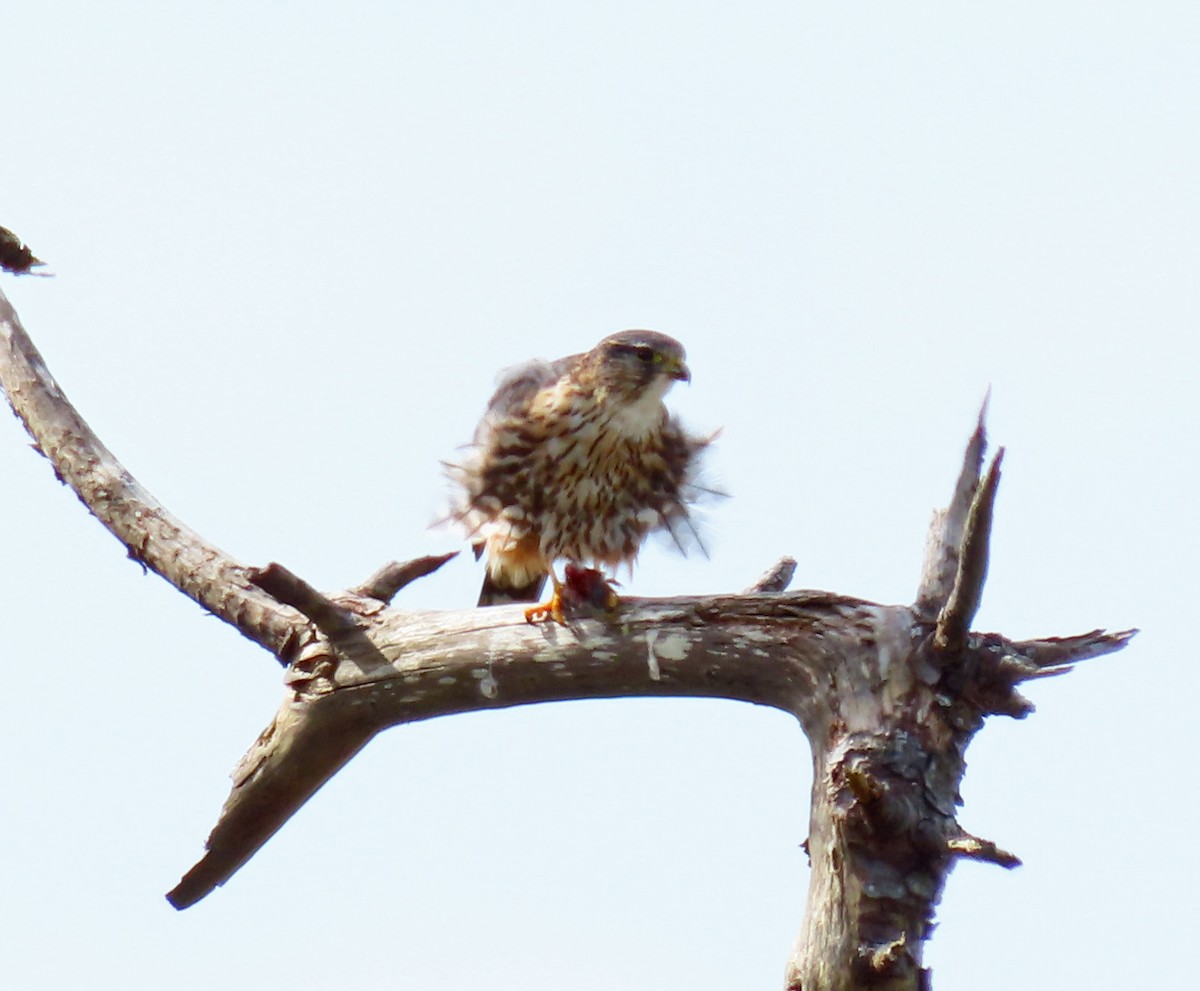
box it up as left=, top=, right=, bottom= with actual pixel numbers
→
left=914, top=399, right=988, bottom=620
left=745, top=555, right=798, bottom=593
left=934, top=448, right=1003, bottom=655
left=250, top=562, right=367, bottom=643
left=947, top=831, right=1021, bottom=869
left=0, top=289, right=301, bottom=661
left=0, top=287, right=1136, bottom=990
left=351, top=552, right=459, bottom=603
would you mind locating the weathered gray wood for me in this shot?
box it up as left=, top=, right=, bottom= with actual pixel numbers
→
left=168, top=588, right=868, bottom=908
left=746, top=555, right=798, bottom=593
left=0, top=286, right=1135, bottom=989
left=935, top=448, right=1003, bottom=656
left=914, top=402, right=988, bottom=621
left=0, top=290, right=302, bottom=660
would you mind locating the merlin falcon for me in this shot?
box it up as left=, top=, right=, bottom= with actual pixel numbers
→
left=448, top=330, right=713, bottom=623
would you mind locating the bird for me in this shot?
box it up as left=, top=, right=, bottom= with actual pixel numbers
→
left=447, top=329, right=715, bottom=623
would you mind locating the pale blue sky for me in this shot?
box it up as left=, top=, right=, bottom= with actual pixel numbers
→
left=3, top=3, right=1196, bottom=989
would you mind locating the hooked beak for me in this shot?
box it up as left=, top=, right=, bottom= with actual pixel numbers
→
left=666, top=357, right=691, bottom=383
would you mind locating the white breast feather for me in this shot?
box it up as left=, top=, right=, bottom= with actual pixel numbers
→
left=605, top=377, right=670, bottom=439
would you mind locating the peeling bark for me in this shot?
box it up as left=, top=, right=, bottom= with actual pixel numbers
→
left=1, top=288, right=1135, bottom=989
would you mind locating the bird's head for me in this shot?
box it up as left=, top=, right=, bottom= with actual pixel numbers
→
left=589, top=330, right=690, bottom=404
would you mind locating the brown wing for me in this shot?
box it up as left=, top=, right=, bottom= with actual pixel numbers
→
left=481, top=351, right=580, bottom=425
left=470, top=351, right=581, bottom=607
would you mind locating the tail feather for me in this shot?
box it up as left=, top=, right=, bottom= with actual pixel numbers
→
left=478, top=571, right=547, bottom=607
left=472, top=539, right=548, bottom=607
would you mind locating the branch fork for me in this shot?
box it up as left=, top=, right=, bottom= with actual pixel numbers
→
left=1, top=288, right=1135, bottom=990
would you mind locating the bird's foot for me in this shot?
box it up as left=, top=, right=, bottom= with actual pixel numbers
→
left=523, top=566, right=620, bottom=625
left=524, top=583, right=567, bottom=625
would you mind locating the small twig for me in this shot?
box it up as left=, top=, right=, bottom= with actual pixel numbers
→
left=744, top=556, right=797, bottom=593
left=947, top=831, right=1021, bottom=869
left=350, top=552, right=458, bottom=603
left=1013, top=628, right=1138, bottom=672
left=935, top=449, right=1004, bottom=655
left=251, top=563, right=361, bottom=642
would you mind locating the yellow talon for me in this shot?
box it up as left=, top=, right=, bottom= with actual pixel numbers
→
left=523, top=567, right=622, bottom=624
left=524, top=575, right=567, bottom=625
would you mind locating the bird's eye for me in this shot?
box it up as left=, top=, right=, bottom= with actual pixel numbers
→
left=634, top=345, right=655, bottom=363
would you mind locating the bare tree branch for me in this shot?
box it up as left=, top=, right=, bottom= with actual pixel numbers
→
left=167, top=689, right=377, bottom=910
left=915, top=396, right=988, bottom=620
left=351, top=553, right=458, bottom=603
left=1014, top=628, right=1139, bottom=669
left=934, top=449, right=1004, bottom=655
left=0, top=287, right=302, bottom=660
left=2, top=291, right=1137, bottom=990
left=250, top=563, right=361, bottom=642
